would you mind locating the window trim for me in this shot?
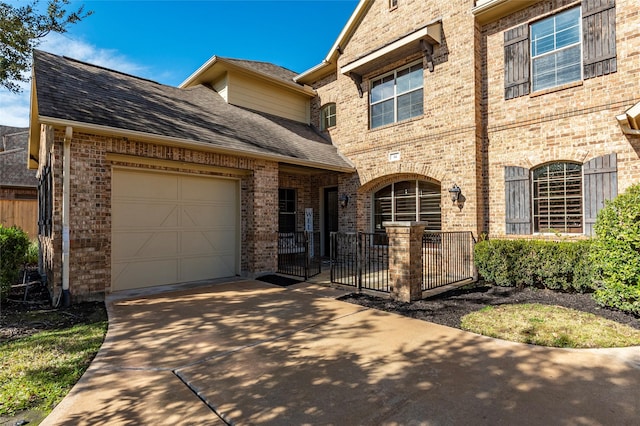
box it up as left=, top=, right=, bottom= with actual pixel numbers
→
left=369, top=60, right=424, bottom=129
left=278, top=188, right=297, bottom=233
left=320, top=103, right=336, bottom=131
left=372, top=180, right=441, bottom=233
left=530, top=6, right=583, bottom=93
left=531, top=162, right=583, bottom=235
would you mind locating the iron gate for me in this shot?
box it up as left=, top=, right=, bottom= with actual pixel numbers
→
left=277, top=231, right=321, bottom=279
left=422, top=231, right=476, bottom=290
left=330, top=231, right=476, bottom=294
left=330, top=232, right=389, bottom=292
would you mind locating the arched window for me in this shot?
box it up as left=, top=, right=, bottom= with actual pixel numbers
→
left=532, top=162, right=582, bottom=233
left=320, top=103, right=336, bottom=130
left=373, top=180, right=441, bottom=232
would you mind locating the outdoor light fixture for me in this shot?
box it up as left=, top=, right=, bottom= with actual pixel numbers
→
left=448, top=184, right=464, bottom=210
left=448, top=184, right=461, bottom=204
left=339, top=194, right=349, bottom=208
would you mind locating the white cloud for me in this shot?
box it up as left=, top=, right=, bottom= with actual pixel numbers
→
left=0, top=33, right=146, bottom=128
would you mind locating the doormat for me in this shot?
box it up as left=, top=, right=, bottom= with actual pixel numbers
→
left=256, top=274, right=303, bottom=287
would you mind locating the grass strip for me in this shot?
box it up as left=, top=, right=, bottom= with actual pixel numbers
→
left=461, top=303, right=640, bottom=348
left=0, top=320, right=107, bottom=416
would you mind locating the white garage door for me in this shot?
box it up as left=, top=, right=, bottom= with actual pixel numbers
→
left=111, top=169, right=238, bottom=291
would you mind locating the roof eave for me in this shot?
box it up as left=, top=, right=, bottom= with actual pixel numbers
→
left=182, top=56, right=316, bottom=97
left=295, top=0, right=371, bottom=84
left=472, top=0, right=542, bottom=24
left=36, top=116, right=355, bottom=173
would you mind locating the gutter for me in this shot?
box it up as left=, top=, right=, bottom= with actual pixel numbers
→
left=36, top=116, right=356, bottom=173
left=61, top=126, right=72, bottom=307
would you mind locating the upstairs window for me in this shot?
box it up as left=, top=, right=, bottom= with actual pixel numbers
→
left=320, top=103, right=336, bottom=130
left=530, top=7, right=581, bottom=92
left=370, top=62, right=423, bottom=129
left=504, top=1, right=616, bottom=99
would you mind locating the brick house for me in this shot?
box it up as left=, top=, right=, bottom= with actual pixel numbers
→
left=28, top=0, right=640, bottom=302
left=1, top=126, right=38, bottom=237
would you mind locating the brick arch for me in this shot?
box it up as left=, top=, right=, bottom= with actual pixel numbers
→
left=357, top=162, right=446, bottom=193
left=522, top=149, right=591, bottom=169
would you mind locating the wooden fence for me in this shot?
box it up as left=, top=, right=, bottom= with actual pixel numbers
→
left=0, top=200, right=38, bottom=238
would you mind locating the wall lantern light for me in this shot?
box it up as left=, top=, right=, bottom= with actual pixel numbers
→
left=339, top=194, right=349, bottom=208
left=448, top=184, right=465, bottom=210
left=448, top=184, right=461, bottom=203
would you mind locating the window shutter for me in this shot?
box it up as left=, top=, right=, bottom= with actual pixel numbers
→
left=504, top=23, right=530, bottom=100
left=583, top=153, right=617, bottom=236
left=505, top=166, right=531, bottom=234
left=582, top=0, right=617, bottom=79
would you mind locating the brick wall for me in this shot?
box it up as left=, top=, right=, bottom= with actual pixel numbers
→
left=38, top=126, right=291, bottom=300
left=311, top=0, right=482, bottom=236
left=482, top=0, right=640, bottom=237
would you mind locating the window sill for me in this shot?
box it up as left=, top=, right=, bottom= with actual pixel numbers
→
left=369, top=114, right=424, bottom=132
left=530, top=80, right=583, bottom=98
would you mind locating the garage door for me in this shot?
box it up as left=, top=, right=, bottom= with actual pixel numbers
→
left=111, top=169, right=238, bottom=291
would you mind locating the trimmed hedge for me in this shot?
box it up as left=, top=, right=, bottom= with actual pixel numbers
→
left=474, top=239, right=595, bottom=293
left=590, top=183, right=640, bottom=315
left=0, top=225, right=30, bottom=300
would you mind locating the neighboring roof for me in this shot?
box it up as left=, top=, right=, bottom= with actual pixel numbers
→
left=0, top=126, right=37, bottom=188
left=30, top=50, right=353, bottom=172
left=180, top=55, right=315, bottom=96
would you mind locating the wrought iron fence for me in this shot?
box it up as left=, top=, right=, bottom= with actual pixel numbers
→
left=422, top=231, right=476, bottom=290
left=330, top=232, right=389, bottom=292
left=277, top=231, right=321, bottom=279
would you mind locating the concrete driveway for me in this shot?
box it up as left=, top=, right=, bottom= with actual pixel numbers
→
left=42, top=280, right=640, bottom=425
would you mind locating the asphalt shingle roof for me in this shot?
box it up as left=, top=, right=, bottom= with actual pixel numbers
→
left=33, top=50, right=352, bottom=171
left=221, top=57, right=299, bottom=85
left=0, top=126, right=37, bottom=187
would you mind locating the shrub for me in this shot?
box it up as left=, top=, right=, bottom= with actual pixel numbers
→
left=474, top=238, right=594, bottom=292
left=590, top=183, right=640, bottom=315
left=25, top=239, right=39, bottom=266
left=0, top=226, right=30, bottom=300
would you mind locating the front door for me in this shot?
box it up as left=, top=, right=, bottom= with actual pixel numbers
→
left=324, top=187, right=338, bottom=256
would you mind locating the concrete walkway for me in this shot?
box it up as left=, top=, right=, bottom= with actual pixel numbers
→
left=42, top=280, right=640, bottom=425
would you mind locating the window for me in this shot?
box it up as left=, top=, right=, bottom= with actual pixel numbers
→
left=532, top=162, right=582, bottom=233
left=530, top=7, right=581, bottom=92
left=373, top=180, right=441, bottom=232
left=278, top=188, right=296, bottom=233
left=370, top=62, right=423, bottom=129
left=504, top=154, right=618, bottom=236
left=320, top=103, right=336, bottom=130
left=504, top=1, right=616, bottom=99
left=389, top=0, right=398, bottom=9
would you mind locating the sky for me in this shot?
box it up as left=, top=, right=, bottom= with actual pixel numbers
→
left=0, top=0, right=359, bottom=127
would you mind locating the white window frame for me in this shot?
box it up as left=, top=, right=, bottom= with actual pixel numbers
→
left=320, top=103, right=336, bottom=130
left=530, top=7, right=582, bottom=92
left=370, top=60, right=424, bottom=129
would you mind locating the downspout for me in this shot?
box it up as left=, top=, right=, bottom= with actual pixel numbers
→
left=61, top=126, right=72, bottom=307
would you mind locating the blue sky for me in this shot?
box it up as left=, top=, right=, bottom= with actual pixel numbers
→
left=1, top=0, right=359, bottom=127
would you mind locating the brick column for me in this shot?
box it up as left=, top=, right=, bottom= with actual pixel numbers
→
left=384, top=221, right=426, bottom=302
left=247, top=161, right=279, bottom=276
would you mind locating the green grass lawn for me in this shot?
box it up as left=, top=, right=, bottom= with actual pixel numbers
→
left=461, top=303, right=640, bottom=348
left=0, top=307, right=107, bottom=419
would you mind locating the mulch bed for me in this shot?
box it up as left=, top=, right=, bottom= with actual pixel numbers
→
left=0, top=270, right=106, bottom=343
left=338, top=283, right=640, bottom=330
